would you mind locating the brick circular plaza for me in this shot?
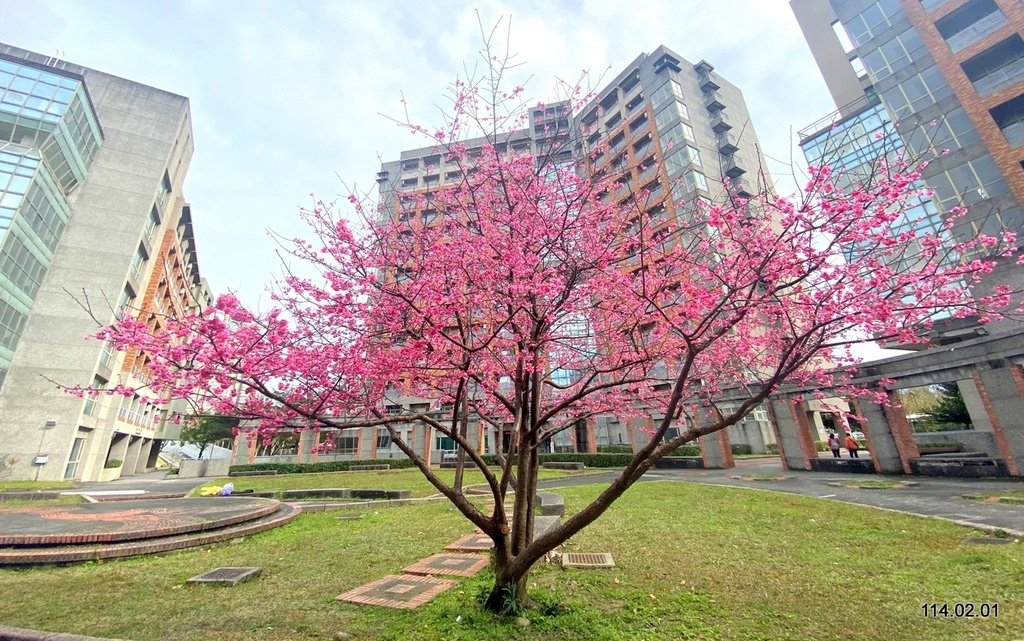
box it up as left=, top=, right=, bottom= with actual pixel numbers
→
left=0, top=497, right=283, bottom=547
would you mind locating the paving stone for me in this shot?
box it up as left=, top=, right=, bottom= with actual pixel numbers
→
left=445, top=532, right=494, bottom=552
left=403, top=553, right=489, bottom=577
left=336, top=574, right=456, bottom=609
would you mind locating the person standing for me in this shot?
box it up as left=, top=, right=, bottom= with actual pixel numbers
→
left=845, top=433, right=861, bottom=459
left=828, top=431, right=841, bottom=458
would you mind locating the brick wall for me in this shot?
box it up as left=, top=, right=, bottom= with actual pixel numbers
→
left=905, top=0, right=1024, bottom=207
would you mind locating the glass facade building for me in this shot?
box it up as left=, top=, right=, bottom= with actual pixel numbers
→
left=0, top=56, right=103, bottom=387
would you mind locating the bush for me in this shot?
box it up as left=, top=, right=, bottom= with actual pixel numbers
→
left=597, top=444, right=634, bottom=454
left=730, top=444, right=753, bottom=456
left=668, top=444, right=701, bottom=457
left=481, top=453, right=636, bottom=468
left=766, top=443, right=779, bottom=455
left=918, top=442, right=964, bottom=454
left=104, top=459, right=123, bottom=469
left=815, top=440, right=829, bottom=452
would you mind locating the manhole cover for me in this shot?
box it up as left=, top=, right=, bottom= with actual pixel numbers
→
left=562, top=552, right=614, bottom=568
left=186, top=566, right=263, bottom=586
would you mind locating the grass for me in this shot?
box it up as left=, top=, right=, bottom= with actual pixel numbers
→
left=1, top=481, right=1022, bottom=640
left=196, top=468, right=572, bottom=498
left=0, top=480, right=74, bottom=492
left=837, top=479, right=908, bottom=489
left=0, top=495, right=85, bottom=508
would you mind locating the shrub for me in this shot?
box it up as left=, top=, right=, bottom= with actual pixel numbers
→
left=597, top=444, right=634, bottom=454
left=668, top=444, right=701, bottom=457
left=104, top=459, right=123, bottom=469
left=730, top=444, right=753, bottom=456
left=815, top=440, right=829, bottom=452
left=766, top=443, right=779, bottom=455
left=229, top=458, right=418, bottom=475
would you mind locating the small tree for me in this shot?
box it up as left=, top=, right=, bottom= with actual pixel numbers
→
left=928, top=382, right=972, bottom=427
left=179, top=415, right=237, bottom=459
left=75, top=28, right=1019, bottom=613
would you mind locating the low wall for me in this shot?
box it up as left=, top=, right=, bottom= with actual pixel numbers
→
left=178, top=458, right=231, bottom=478
left=914, top=430, right=999, bottom=456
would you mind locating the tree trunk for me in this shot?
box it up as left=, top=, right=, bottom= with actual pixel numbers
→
left=482, top=556, right=530, bottom=614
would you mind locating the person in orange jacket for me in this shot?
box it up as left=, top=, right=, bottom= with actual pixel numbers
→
left=845, top=433, right=861, bottom=458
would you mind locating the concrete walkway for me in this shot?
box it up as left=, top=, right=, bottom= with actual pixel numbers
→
left=538, top=458, right=1024, bottom=535
left=72, top=470, right=208, bottom=496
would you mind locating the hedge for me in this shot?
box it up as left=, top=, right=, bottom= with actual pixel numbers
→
left=229, top=458, right=418, bottom=475
left=228, top=453, right=645, bottom=475
left=597, top=444, right=634, bottom=454
left=766, top=443, right=779, bottom=455
left=730, top=444, right=753, bottom=456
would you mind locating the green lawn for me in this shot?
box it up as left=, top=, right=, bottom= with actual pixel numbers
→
left=198, top=468, right=573, bottom=498
left=1, top=481, right=1021, bottom=640
left=0, top=480, right=74, bottom=491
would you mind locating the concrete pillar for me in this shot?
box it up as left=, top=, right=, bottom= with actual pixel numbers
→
left=696, top=405, right=735, bottom=469
left=958, top=378, right=994, bottom=431
left=230, top=432, right=250, bottom=465
left=769, top=399, right=816, bottom=470
left=358, top=428, right=374, bottom=459
left=106, top=433, right=130, bottom=467
left=133, top=438, right=152, bottom=475
left=974, top=367, right=1024, bottom=477
left=296, top=430, right=313, bottom=464
left=851, top=393, right=914, bottom=475
left=123, top=436, right=143, bottom=476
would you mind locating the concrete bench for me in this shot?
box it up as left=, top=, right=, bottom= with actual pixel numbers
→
left=911, top=456, right=1008, bottom=478
left=281, top=488, right=350, bottom=500
left=350, top=489, right=412, bottom=500
left=229, top=470, right=279, bottom=477
left=535, top=492, right=565, bottom=517
left=348, top=464, right=390, bottom=471
left=654, top=456, right=704, bottom=470
left=541, top=461, right=584, bottom=471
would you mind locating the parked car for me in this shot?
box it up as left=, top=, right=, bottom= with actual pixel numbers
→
left=848, top=430, right=866, bottom=441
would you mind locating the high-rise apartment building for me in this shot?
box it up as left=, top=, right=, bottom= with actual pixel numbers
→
left=366, top=46, right=771, bottom=461
left=792, top=0, right=1024, bottom=308
left=0, top=44, right=209, bottom=482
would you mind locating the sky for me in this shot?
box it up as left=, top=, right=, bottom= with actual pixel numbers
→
left=0, top=0, right=841, bottom=304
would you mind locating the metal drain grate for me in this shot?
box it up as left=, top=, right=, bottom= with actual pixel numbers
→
left=561, top=552, right=615, bottom=568
left=186, top=566, right=263, bottom=586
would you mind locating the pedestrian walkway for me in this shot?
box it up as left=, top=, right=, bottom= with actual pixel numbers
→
left=538, top=458, right=1024, bottom=535
left=336, top=527, right=492, bottom=609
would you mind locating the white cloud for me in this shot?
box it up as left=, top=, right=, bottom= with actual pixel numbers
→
left=0, top=0, right=837, bottom=307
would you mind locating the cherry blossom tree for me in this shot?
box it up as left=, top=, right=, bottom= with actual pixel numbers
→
left=76, top=30, right=1020, bottom=613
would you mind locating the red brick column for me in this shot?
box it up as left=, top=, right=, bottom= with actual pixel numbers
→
left=586, top=417, right=598, bottom=453
left=716, top=429, right=735, bottom=469
left=311, top=430, right=321, bottom=463
left=880, top=390, right=919, bottom=475
left=973, top=370, right=1021, bottom=477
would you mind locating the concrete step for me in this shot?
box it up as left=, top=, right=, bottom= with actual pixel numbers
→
left=0, top=503, right=301, bottom=565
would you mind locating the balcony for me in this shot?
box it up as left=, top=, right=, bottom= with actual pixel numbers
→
left=703, top=90, right=726, bottom=112
left=711, top=112, right=733, bottom=133
left=722, top=155, right=747, bottom=179
left=729, top=177, right=753, bottom=198
left=717, top=132, right=739, bottom=154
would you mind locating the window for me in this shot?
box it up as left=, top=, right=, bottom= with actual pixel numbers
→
left=660, top=121, right=695, bottom=153
left=880, top=65, right=953, bottom=119
left=935, top=0, right=1006, bottom=53
left=650, top=80, right=683, bottom=110
left=376, top=427, right=392, bottom=449
left=664, top=145, right=702, bottom=176
left=145, top=206, right=160, bottom=239
left=843, top=0, right=903, bottom=46
left=961, top=35, right=1024, bottom=96
left=128, top=243, right=147, bottom=281
left=435, top=436, right=456, bottom=451
left=927, top=155, right=1009, bottom=210
left=862, top=28, right=927, bottom=82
